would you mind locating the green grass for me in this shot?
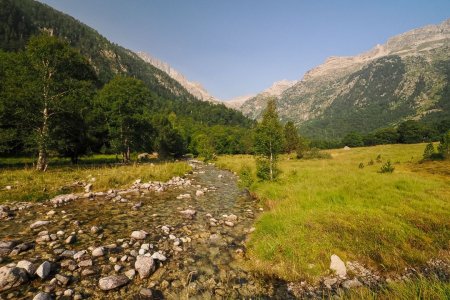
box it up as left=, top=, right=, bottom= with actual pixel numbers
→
left=216, top=144, right=450, bottom=282
left=341, top=276, right=450, bottom=300
left=0, top=156, right=191, bottom=203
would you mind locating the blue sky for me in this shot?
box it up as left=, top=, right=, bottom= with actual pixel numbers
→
left=38, top=0, right=450, bottom=100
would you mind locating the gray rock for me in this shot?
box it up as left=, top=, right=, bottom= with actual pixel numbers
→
left=98, top=275, right=129, bottom=291
left=73, top=250, right=87, bottom=260
left=55, top=274, right=69, bottom=286
left=36, top=261, right=51, bottom=279
left=131, top=230, right=148, bottom=240
left=180, top=209, right=196, bottom=218
left=92, top=247, right=105, bottom=257
left=342, top=278, right=363, bottom=289
left=330, top=254, right=347, bottom=277
left=323, top=277, right=338, bottom=289
left=16, top=260, right=36, bottom=276
left=78, top=259, right=93, bottom=267
left=30, top=220, right=50, bottom=229
left=33, top=292, right=51, bottom=300
left=0, top=240, right=19, bottom=250
left=134, top=255, right=155, bottom=279
left=0, top=266, right=29, bottom=292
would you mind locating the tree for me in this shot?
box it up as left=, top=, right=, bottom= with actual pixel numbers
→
left=437, top=130, right=450, bottom=158
left=153, top=115, right=185, bottom=158
left=284, top=121, right=299, bottom=154
left=397, top=120, right=436, bottom=144
left=423, top=142, right=435, bottom=160
left=192, top=133, right=215, bottom=161
left=4, top=35, right=96, bottom=170
left=95, top=76, right=154, bottom=162
left=342, top=132, right=364, bottom=147
left=254, top=98, right=284, bottom=181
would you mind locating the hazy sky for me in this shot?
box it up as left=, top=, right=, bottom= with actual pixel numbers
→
left=38, top=0, right=450, bottom=100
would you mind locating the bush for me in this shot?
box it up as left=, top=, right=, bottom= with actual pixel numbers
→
left=379, top=160, right=394, bottom=173
left=422, top=142, right=435, bottom=160
left=239, top=164, right=254, bottom=188
left=256, top=158, right=280, bottom=180
left=302, top=148, right=332, bottom=160
left=359, top=162, right=364, bottom=169
left=376, top=154, right=382, bottom=163
left=368, top=159, right=374, bottom=166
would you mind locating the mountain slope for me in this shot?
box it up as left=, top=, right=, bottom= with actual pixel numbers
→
left=137, top=51, right=219, bottom=103
left=0, top=0, right=250, bottom=127
left=238, top=80, right=297, bottom=119
left=238, top=19, right=450, bottom=138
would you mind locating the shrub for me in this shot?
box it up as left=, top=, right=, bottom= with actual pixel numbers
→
left=376, top=154, right=382, bottom=163
left=422, top=142, right=435, bottom=160
left=256, top=158, right=280, bottom=180
left=239, top=164, right=254, bottom=188
left=359, top=162, right=364, bottom=169
left=379, top=160, right=394, bottom=173
left=368, top=159, right=374, bottom=166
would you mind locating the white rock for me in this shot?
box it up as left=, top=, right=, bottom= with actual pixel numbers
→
left=330, top=254, right=347, bottom=277
left=131, top=230, right=148, bottom=240
left=134, top=256, right=155, bottom=279
left=98, top=275, right=129, bottom=291
left=33, top=292, right=51, bottom=300
left=195, top=190, right=204, bottom=196
left=151, top=252, right=167, bottom=262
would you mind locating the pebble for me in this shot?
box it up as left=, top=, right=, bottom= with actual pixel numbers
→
left=16, top=260, right=36, bottom=275
left=33, top=292, right=51, bottom=300
left=140, top=288, right=153, bottom=298
left=65, top=235, right=77, bottom=244
left=135, top=256, right=155, bottom=279
left=92, top=247, right=105, bottom=257
left=131, top=230, right=148, bottom=240
left=30, top=221, right=50, bottom=229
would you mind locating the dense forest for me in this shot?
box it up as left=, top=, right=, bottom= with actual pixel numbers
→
left=0, top=0, right=255, bottom=167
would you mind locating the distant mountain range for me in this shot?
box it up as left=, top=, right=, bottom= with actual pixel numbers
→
left=231, top=19, right=450, bottom=138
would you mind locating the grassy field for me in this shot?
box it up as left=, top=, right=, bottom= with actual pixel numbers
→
left=217, top=144, right=450, bottom=283
left=0, top=155, right=191, bottom=203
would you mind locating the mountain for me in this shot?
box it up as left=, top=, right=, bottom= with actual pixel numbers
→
left=137, top=51, right=219, bottom=103
left=223, top=94, right=256, bottom=109
left=236, top=19, right=450, bottom=138
left=238, top=80, right=297, bottom=119
left=0, top=0, right=250, bottom=127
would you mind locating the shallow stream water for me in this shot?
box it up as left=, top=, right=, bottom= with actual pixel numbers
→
left=0, top=162, right=293, bottom=299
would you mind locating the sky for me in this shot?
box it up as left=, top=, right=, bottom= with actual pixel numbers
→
left=38, top=0, right=450, bottom=100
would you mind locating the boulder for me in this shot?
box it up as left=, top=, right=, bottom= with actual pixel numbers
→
left=134, top=255, right=155, bottom=279
left=0, top=266, right=28, bottom=292
left=36, top=261, right=51, bottom=279
left=16, top=260, right=36, bottom=276
left=98, top=275, right=129, bottom=291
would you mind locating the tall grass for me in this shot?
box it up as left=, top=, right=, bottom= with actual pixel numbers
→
left=217, top=144, right=450, bottom=282
left=0, top=159, right=191, bottom=203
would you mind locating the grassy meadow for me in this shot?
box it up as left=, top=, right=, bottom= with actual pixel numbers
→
left=0, top=155, right=191, bottom=203
left=217, top=143, right=450, bottom=282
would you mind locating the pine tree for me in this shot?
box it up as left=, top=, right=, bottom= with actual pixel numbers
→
left=423, top=142, right=435, bottom=160
left=284, top=121, right=299, bottom=154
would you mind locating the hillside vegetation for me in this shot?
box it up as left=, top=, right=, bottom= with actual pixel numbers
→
left=217, top=143, right=450, bottom=281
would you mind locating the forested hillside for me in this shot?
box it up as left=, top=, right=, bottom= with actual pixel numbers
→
left=0, top=0, right=253, bottom=166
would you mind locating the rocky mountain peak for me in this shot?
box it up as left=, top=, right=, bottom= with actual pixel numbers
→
left=137, top=51, right=219, bottom=103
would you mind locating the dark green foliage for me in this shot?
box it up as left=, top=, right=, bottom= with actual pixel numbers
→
left=284, top=121, right=299, bottom=153
left=254, top=99, right=284, bottom=181
left=397, top=120, right=436, bottom=144
left=342, top=132, right=364, bottom=147
left=423, top=142, right=435, bottom=160
left=437, top=130, right=450, bottom=158
left=379, top=160, right=395, bottom=173
left=191, top=134, right=215, bottom=161
left=359, top=162, right=364, bottom=169
left=376, top=154, right=382, bottom=163
left=152, top=115, right=185, bottom=158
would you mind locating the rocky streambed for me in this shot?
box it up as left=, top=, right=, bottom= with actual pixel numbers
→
left=0, top=161, right=294, bottom=299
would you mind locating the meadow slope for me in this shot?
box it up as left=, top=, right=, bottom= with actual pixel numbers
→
left=217, top=144, right=450, bottom=282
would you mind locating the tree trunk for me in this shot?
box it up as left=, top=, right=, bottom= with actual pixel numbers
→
left=36, top=107, right=49, bottom=171
left=269, top=141, right=273, bottom=181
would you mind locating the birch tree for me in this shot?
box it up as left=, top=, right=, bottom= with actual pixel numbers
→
left=254, top=98, right=284, bottom=181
